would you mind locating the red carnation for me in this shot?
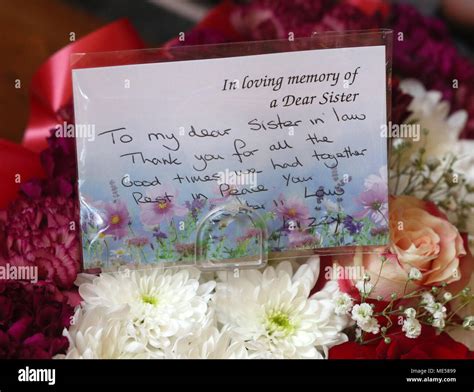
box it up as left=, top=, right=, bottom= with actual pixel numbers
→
left=329, top=326, right=474, bottom=359
left=0, top=195, right=80, bottom=289
left=0, top=281, right=73, bottom=359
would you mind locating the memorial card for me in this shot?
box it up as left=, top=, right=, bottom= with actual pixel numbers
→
left=73, top=40, right=390, bottom=271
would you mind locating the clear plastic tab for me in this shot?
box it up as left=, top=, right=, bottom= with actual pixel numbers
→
left=195, top=202, right=267, bottom=271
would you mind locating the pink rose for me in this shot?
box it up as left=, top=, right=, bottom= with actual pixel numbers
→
left=390, top=196, right=467, bottom=286
left=333, top=196, right=472, bottom=298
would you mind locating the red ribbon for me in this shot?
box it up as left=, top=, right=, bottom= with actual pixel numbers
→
left=22, top=19, right=145, bottom=152
left=0, top=139, right=45, bottom=209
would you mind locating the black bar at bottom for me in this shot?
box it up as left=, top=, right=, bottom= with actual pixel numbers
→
left=0, top=359, right=473, bottom=387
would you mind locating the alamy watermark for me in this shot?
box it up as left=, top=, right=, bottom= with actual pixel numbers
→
left=217, top=168, right=258, bottom=189
left=324, top=263, right=365, bottom=281
left=18, top=366, right=55, bottom=386
left=54, top=121, right=95, bottom=141
left=380, top=122, right=420, bottom=142
left=0, top=263, right=38, bottom=283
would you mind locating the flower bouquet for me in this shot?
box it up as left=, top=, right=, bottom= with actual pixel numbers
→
left=0, top=0, right=473, bottom=360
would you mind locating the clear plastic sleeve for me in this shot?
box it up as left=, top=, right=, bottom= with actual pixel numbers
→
left=71, top=29, right=393, bottom=274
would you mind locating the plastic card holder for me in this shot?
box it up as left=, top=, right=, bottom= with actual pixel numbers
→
left=71, top=29, right=393, bottom=274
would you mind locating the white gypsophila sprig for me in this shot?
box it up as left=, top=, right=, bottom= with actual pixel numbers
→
left=443, top=292, right=453, bottom=301
left=463, top=316, right=474, bottom=331
left=432, top=306, right=448, bottom=329
left=421, top=298, right=447, bottom=330
left=404, top=307, right=417, bottom=319
left=213, top=257, right=349, bottom=359
left=351, top=303, right=380, bottom=334
left=418, top=291, right=448, bottom=330
left=65, top=267, right=215, bottom=358
left=355, top=280, right=374, bottom=297
left=402, top=317, right=422, bottom=339
left=334, top=293, right=354, bottom=316
left=421, top=292, right=435, bottom=307
left=408, top=267, right=422, bottom=281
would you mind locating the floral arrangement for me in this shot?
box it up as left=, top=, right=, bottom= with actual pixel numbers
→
left=0, top=0, right=473, bottom=359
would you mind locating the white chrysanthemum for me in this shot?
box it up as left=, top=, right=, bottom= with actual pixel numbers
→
left=172, top=312, right=248, bottom=359
left=334, top=293, right=353, bottom=315
left=398, top=79, right=474, bottom=235
left=75, top=267, right=215, bottom=357
left=57, top=306, right=149, bottom=359
left=402, top=317, right=422, bottom=339
left=213, top=257, right=349, bottom=359
left=399, top=79, right=468, bottom=160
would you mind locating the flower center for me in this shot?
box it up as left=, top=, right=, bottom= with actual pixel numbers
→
left=287, top=208, right=297, bottom=218
left=265, top=310, right=295, bottom=337
left=371, top=201, right=382, bottom=211
left=110, top=215, right=121, bottom=225
left=154, top=201, right=169, bottom=213
left=141, top=294, right=158, bottom=306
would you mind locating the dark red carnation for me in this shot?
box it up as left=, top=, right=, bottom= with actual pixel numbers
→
left=0, top=281, right=73, bottom=359
left=231, top=0, right=333, bottom=40
left=0, top=196, right=80, bottom=289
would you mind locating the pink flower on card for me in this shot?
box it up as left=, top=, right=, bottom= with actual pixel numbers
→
left=354, top=182, right=388, bottom=225
left=274, top=195, right=310, bottom=224
left=140, top=187, right=188, bottom=227
left=99, top=201, right=130, bottom=239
